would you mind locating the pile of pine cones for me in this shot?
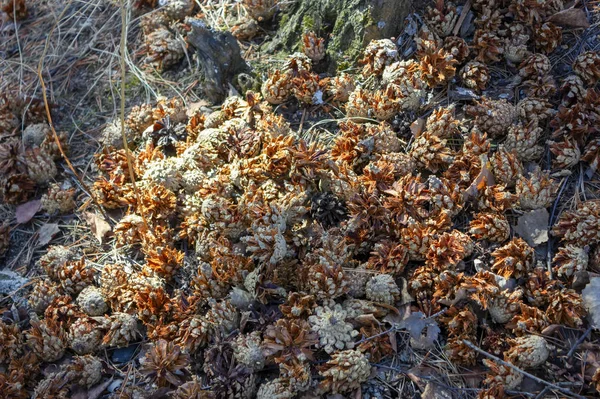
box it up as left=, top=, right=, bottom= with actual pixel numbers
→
left=2, top=0, right=600, bottom=397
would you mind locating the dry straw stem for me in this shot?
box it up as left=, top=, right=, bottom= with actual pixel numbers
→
left=35, top=3, right=109, bottom=221
left=119, top=0, right=146, bottom=228
left=462, top=340, right=586, bottom=399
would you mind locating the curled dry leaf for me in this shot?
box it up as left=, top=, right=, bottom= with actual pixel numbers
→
left=513, top=208, right=549, bottom=247
left=582, top=277, right=600, bottom=329
left=16, top=199, right=41, bottom=224
left=547, top=8, right=590, bottom=29
left=82, top=212, right=112, bottom=244
left=398, top=311, right=441, bottom=350
left=37, top=223, right=60, bottom=247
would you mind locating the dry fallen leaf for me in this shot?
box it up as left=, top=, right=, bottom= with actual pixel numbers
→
left=37, top=223, right=60, bottom=247
left=398, top=312, right=441, bottom=350
left=547, top=8, right=590, bottom=28
left=82, top=212, right=112, bottom=244
left=15, top=200, right=41, bottom=224
left=583, top=277, right=600, bottom=329
left=410, top=118, right=426, bottom=137
left=463, top=154, right=494, bottom=201
left=513, top=208, right=549, bottom=247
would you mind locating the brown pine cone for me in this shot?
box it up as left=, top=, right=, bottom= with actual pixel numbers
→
left=492, top=238, right=536, bottom=279
left=1, top=0, right=27, bottom=20
left=0, top=223, right=9, bottom=258
left=443, top=36, right=470, bottom=63
left=25, top=147, right=57, bottom=184
left=516, top=167, right=557, bottom=210
left=41, top=183, right=77, bottom=214
left=504, top=122, right=544, bottom=162
left=552, top=200, right=600, bottom=247
left=466, top=98, right=516, bottom=138
left=573, top=51, right=600, bottom=85
left=469, top=212, right=510, bottom=243
left=559, top=75, right=587, bottom=106
left=1, top=173, right=35, bottom=204
left=519, top=54, right=552, bottom=79
left=28, top=278, right=61, bottom=315
left=534, top=22, right=562, bottom=54
left=302, top=31, right=325, bottom=62
left=262, top=70, right=293, bottom=105
left=460, top=61, right=489, bottom=90
left=491, top=146, right=524, bottom=187
left=549, top=137, right=581, bottom=169
left=26, top=316, right=67, bottom=362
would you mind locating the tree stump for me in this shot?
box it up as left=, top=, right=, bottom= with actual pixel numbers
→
left=263, top=0, right=411, bottom=71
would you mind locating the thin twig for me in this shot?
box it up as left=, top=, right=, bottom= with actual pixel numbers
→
left=463, top=340, right=587, bottom=399
left=36, top=4, right=109, bottom=221
left=567, top=326, right=593, bottom=359
left=120, top=0, right=146, bottom=228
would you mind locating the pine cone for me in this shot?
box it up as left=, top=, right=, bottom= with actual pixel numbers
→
left=308, top=303, right=358, bottom=354
left=263, top=318, right=317, bottom=364
left=523, top=74, right=557, bottom=98
left=102, top=312, right=142, bottom=348
left=0, top=320, right=24, bottom=364
left=327, top=73, right=356, bottom=102
left=573, top=51, right=600, bottom=85
left=553, top=244, right=588, bottom=278
left=318, top=350, right=370, bottom=394
left=56, top=258, right=97, bottom=295
left=504, top=335, right=549, bottom=369
left=443, top=35, right=470, bottom=63
left=549, top=136, right=581, bottom=169
left=171, top=376, right=214, bottom=399
left=0, top=223, right=9, bottom=258
left=473, top=30, right=504, bottom=63
left=426, top=230, right=474, bottom=271
left=76, top=286, right=108, bottom=316
left=425, top=2, right=458, bottom=38
left=279, top=292, right=316, bottom=319
left=466, top=98, right=516, bottom=138
left=504, top=122, right=544, bottom=162
left=1, top=0, right=27, bottom=20
left=488, top=290, right=523, bottom=323
left=1, top=173, right=35, bottom=204
left=509, top=303, right=550, bottom=335
left=504, top=33, right=529, bottom=64
left=243, top=0, right=277, bottom=21
left=25, top=147, right=57, bottom=184
left=460, top=61, right=489, bottom=90
left=491, top=238, right=536, bottom=279
left=365, top=274, right=400, bottom=305
left=233, top=331, right=265, bottom=371
left=519, top=54, right=552, bottom=79
left=302, top=31, right=325, bottom=62
left=345, top=87, right=372, bottom=118
left=28, top=278, right=61, bottom=315
left=516, top=167, right=557, bottom=210
left=483, top=359, right=523, bottom=390
left=144, top=27, right=185, bottom=71
left=306, top=261, right=348, bottom=300
left=65, top=355, right=103, bottom=388
left=446, top=337, right=477, bottom=366
left=534, top=22, right=562, bottom=53
left=291, top=71, right=321, bottom=105
left=517, top=97, right=555, bottom=126
left=418, top=46, right=458, bottom=88
left=41, top=183, right=76, bottom=214
left=546, top=288, right=585, bottom=327
left=26, top=316, right=67, bottom=362
left=68, top=316, right=107, bottom=355
left=360, top=39, right=398, bottom=77
left=491, top=146, right=524, bottom=187
left=256, top=378, right=294, bottom=399
left=469, top=212, right=510, bottom=243
left=425, top=104, right=461, bottom=138
left=560, top=75, right=587, bottom=106
left=582, top=138, right=600, bottom=174
left=140, top=339, right=190, bottom=387
left=262, top=70, right=293, bottom=105
left=38, top=245, right=76, bottom=280
left=0, top=139, right=26, bottom=175
left=410, top=131, right=454, bottom=173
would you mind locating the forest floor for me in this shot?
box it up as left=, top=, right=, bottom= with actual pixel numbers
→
left=1, top=0, right=600, bottom=398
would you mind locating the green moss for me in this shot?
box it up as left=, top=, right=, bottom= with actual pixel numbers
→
left=301, top=14, right=316, bottom=32
left=279, top=13, right=290, bottom=28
